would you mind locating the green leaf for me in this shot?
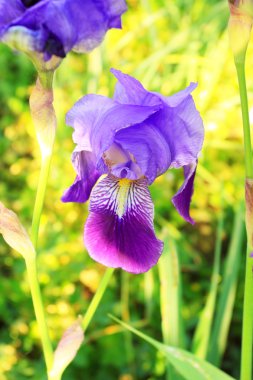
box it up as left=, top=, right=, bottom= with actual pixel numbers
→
left=208, top=204, right=244, bottom=365
left=158, top=235, right=185, bottom=348
left=109, top=315, right=236, bottom=380
left=192, top=209, right=224, bottom=359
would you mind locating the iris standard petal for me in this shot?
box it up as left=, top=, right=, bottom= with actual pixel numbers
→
left=66, top=95, right=115, bottom=151
left=155, top=82, right=197, bottom=107
left=111, top=68, right=161, bottom=107
left=84, top=175, right=163, bottom=274
left=153, top=88, right=204, bottom=168
left=171, top=163, right=197, bottom=224
left=66, top=94, right=162, bottom=160
left=62, top=149, right=99, bottom=203
left=114, top=122, right=171, bottom=184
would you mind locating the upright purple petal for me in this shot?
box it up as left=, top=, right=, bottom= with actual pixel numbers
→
left=84, top=175, right=163, bottom=273
left=111, top=69, right=204, bottom=171
left=111, top=68, right=161, bottom=107
left=66, top=95, right=115, bottom=150
left=172, top=163, right=197, bottom=224
left=114, top=122, right=171, bottom=184
left=153, top=87, right=204, bottom=168
left=66, top=93, right=162, bottom=160
left=62, top=149, right=99, bottom=203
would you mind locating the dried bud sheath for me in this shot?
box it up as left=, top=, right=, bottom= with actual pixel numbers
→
left=228, top=0, right=253, bottom=62
left=29, top=76, right=56, bottom=158
left=0, top=202, right=35, bottom=260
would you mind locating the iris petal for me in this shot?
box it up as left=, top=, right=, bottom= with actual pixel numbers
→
left=1, top=0, right=127, bottom=58
left=84, top=175, right=163, bottom=274
left=66, top=94, right=162, bottom=160
left=111, top=68, right=161, bottom=107
left=61, top=149, right=99, bottom=203
left=172, top=163, right=197, bottom=224
left=115, top=122, right=171, bottom=184
left=111, top=69, right=204, bottom=170
left=0, top=1, right=25, bottom=31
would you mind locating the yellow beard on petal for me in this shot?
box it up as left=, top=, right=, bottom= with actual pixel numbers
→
left=117, top=178, right=132, bottom=218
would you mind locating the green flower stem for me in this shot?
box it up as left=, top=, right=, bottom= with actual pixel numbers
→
left=28, top=70, right=56, bottom=378
left=236, top=62, right=253, bottom=178
left=82, top=268, right=115, bottom=331
left=31, top=154, right=52, bottom=248
left=235, top=60, right=253, bottom=380
left=25, top=256, right=53, bottom=373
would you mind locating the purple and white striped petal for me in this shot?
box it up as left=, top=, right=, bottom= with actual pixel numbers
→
left=84, top=175, right=163, bottom=274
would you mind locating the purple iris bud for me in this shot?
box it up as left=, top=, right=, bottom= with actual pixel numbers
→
left=62, top=69, right=204, bottom=274
left=0, top=0, right=127, bottom=60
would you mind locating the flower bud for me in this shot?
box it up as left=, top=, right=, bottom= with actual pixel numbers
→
left=49, top=318, right=84, bottom=379
left=0, top=202, right=35, bottom=260
left=228, top=0, right=253, bottom=62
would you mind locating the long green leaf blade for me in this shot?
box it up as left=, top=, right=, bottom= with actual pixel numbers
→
left=192, top=210, right=224, bottom=358
left=109, top=315, right=236, bottom=380
left=208, top=204, right=244, bottom=365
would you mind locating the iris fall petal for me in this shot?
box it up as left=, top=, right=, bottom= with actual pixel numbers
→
left=172, top=163, right=197, bottom=224
left=84, top=175, right=163, bottom=274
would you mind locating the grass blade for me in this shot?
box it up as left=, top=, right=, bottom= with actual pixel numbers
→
left=158, top=234, right=185, bottom=379
left=109, top=315, right=236, bottom=380
left=208, top=204, right=245, bottom=365
left=192, top=210, right=224, bottom=358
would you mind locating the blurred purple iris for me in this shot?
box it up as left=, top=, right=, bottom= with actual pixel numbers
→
left=62, top=69, right=204, bottom=274
left=0, top=0, right=127, bottom=60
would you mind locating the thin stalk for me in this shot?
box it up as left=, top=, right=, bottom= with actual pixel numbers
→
left=28, top=70, right=56, bottom=378
left=235, top=60, right=253, bottom=380
left=158, top=236, right=183, bottom=380
left=31, top=154, right=52, bottom=248
left=144, top=270, right=154, bottom=320
left=121, top=271, right=135, bottom=368
left=25, top=256, right=53, bottom=372
left=82, top=268, right=115, bottom=331
left=192, top=210, right=223, bottom=359
left=207, top=204, right=244, bottom=365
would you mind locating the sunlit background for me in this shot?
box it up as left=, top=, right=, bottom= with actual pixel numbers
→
left=0, top=0, right=251, bottom=378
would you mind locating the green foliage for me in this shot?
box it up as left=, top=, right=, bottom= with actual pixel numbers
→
left=110, top=316, right=236, bottom=380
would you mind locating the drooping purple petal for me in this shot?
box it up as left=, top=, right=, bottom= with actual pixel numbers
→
left=84, top=175, right=163, bottom=274
left=172, top=163, right=197, bottom=224
left=62, top=149, right=99, bottom=203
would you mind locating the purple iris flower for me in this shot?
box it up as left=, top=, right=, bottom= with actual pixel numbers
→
left=0, top=0, right=127, bottom=60
left=62, top=69, right=204, bottom=274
